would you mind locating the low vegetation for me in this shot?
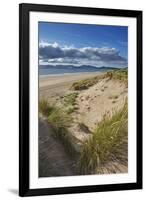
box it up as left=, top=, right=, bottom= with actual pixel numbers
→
left=48, top=108, right=77, bottom=156
left=78, top=101, right=128, bottom=174
left=39, top=99, right=55, bottom=116
left=71, top=74, right=105, bottom=90
left=63, top=93, right=78, bottom=114
left=71, top=69, right=128, bottom=91
left=39, top=99, right=78, bottom=157
left=106, top=69, right=128, bottom=86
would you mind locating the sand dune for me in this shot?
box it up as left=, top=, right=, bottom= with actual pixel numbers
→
left=71, top=77, right=127, bottom=140
left=39, top=72, right=128, bottom=175
left=39, top=72, right=127, bottom=141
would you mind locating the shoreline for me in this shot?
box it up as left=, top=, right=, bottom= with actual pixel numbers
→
left=39, top=71, right=102, bottom=79
left=39, top=71, right=103, bottom=102
left=39, top=71, right=102, bottom=89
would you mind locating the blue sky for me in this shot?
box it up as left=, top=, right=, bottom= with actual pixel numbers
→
left=39, top=22, right=128, bottom=67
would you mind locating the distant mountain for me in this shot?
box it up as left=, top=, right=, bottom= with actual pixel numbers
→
left=39, top=64, right=119, bottom=71
left=39, top=64, right=124, bottom=75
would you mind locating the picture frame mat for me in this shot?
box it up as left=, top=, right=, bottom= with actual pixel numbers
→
left=30, top=11, right=136, bottom=189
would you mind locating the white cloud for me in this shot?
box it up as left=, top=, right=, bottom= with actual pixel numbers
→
left=39, top=42, right=127, bottom=67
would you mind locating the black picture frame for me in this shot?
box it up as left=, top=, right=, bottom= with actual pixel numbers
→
left=19, top=3, right=143, bottom=197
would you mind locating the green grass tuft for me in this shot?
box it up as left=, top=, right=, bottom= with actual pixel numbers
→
left=71, top=69, right=128, bottom=91
left=63, top=93, right=78, bottom=113
left=64, top=93, right=78, bottom=106
left=48, top=107, right=72, bottom=128
left=48, top=108, right=78, bottom=156
left=78, top=101, right=128, bottom=174
left=71, top=74, right=105, bottom=91
left=39, top=99, right=55, bottom=116
left=106, top=69, right=128, bottom=85
left=66, top=106, right=76, bottom=114
left=39, top=99, right=78, bottom=157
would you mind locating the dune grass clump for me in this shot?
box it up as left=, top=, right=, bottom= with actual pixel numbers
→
left=39, top=99, right=55, bottom=116
left=39, top=99, right=78, bottom=157
left=66, top=106, right=77, bottom=114
left=48, top=108, right=72, bottom=129
left=71, top=69, right=127, bottom=91
left=106, top=69, right=128, bottom=85
left=78, top=102, right=128, bottom=174
left=71, top=74, right=105, bottom=91
left=63, top=93, right=78, bottom=114
left=64, top=93, right=78, bottom=106
left=48, top=108, right=79, bottom=156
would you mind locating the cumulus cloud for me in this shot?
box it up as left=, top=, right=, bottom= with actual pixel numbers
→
left=39, top=42, right=127, bottom=67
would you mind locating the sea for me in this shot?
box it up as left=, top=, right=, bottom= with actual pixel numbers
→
left=39, top=66, right=113, bottom=76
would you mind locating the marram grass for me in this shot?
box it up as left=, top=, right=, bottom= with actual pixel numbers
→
left=39, top=99, right=55, bottom=116
left=39, top=99, right=78, bottom=157
left=71, top=69, right=128, bottom=91
left=78, top=101, right=128, bottom=174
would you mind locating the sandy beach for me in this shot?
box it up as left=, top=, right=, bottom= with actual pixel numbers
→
left=39, top=72, right=101, bottom=100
